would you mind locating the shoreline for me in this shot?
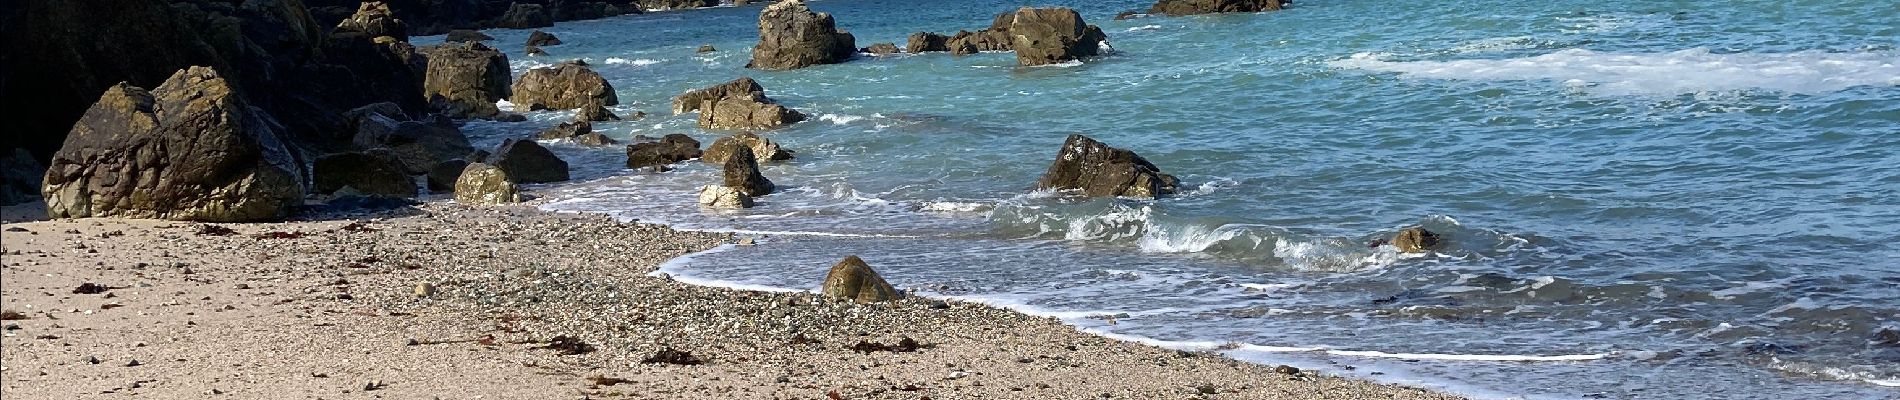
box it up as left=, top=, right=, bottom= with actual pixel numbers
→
left=1, top=199, right=1461, bottom=399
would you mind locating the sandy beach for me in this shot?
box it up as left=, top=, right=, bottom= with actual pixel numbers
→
left=0, top=200, right=1459, bottom=399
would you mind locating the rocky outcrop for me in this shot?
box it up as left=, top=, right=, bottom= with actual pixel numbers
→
left=336, top=2, right=408, bottom=42
left=307, top=0, right=643, bottom=37
left=1035, top=134, right=1179, bottom=199
left=821, top=256, right=900, bottom=303
left=446, top=29, right=494, bottom=43
left=625, top=134, right=702, bottom=169
left=488, top=139, right=569, bottom=183
left=426, top=159, right=470, bottom=192
left=1007, top=7, right=1108, bottom=66
left=863, top=42, right=901, bottom=55
left=423, top=42, right=512, bottom=118
left=526, top=30, right=563, bottom=47
left=721, top=147, right=775, bottom=196
left=702, top=132, right=793, bottom=164
left=1, top=150, right=46, bottom=206
left=697, top=185, right=753, bottom=209
left=576, top=100, right=621, bottom=121
left=673, top=77, right=804, bottom=130
left=641, top=0, right=718, bottom=10
left=747, top=0, right=856, bottom=70
left=42, top=67, right=304, bottom=222
left=312, top=150, right=417, bottom=198
left=526, top=45, right=549, bottom=57
left=1392, top=227, right=1441, bottom=253
left=697, top=45, right=718, bottom=53
left=350, top=111, right=474, bottom=175
left=672, top=77, right=765, bottom=114
left=496, top=3, right=554, bottom=29
left=536, top=121, right=594, bottom=141
left=906, top=32, right=949, bottom=53
left=512, top=60, right=618, bottom=111
left=453, top=162, right=520, bottom=205
left=1149, top=0, right=1288, bottom=16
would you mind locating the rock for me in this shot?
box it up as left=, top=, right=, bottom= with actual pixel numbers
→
left=335, top=2, right=407, bottom=42
left=946, top=13, right=1015, bottom=55
left=422, top=42, right=512, bottom=119
left=625, top=134, right=702, bottom=169
left=487, top=139, right=568, bottom=183
left=697, top=185, right=753, bottom=209
left=641, top=0, right=719, bottom=10
left=672, top=77, right=766, bottom=114
left=535, top=121, right=594, bottom=141
left=526, top=45, right=548, bottom=57
left=345, top=102, right=407, bottom=125
left=354, top=115, right=475, bottom=175
left=445, top=29, right=494, bottom=43
left=747, top=0, right=856, bottom=70
left=672, top=77, right=805, bottom=130
left=697, top=44, right=718, bottom=53
left=1034, top=134, right=1179, bottom=198
left=574, top=133, right=618, bottom=146
left=42, top=67, right=303, bottom=222
left=496, top=3, right=553, bottom=29
left=1391, top=227, right=1440, bottom=253
left=1115, top=10, right=1143, bottom=20
left=512, top=60, right=618, bottom=111
left=312, top=150, right=418, bottom=198
left=721, top=146, right=775, bottom=196
left=1, top=149, right=45, bottom=206
left=453, top=163, right=520, bottom=205
left=525, top=30, right=563, bottom=47
left=702, top=132, right=793, bottom=164
left=906, top=32, right=949, bottom=53
left=1149, top=0, right=1288, bottom=16
left=576, top=100, right=621, bottom=121
left=1007, top=7, right=1107, bottom=66
left=414, top=282, right=436, bottom=297
left=425, top=159, right=470, bottom=193
left=820, top=255, right=900, bottom=303
left=862, top=42, right=900, bottom=55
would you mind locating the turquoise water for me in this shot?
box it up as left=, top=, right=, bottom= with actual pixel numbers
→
left=432, top=0, right=1900, bottom=398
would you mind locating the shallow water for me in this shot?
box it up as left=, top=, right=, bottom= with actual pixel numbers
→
left=426, top=0, right=1900, bottom=398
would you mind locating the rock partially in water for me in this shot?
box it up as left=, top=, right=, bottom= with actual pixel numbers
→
left=947, top=12, right=1015, bottom=55
left=312, top=150, right=417, bottom=198
left=862, top=42, right=900, bottom=55
left=512, top=60, right=617, bottom=111
left=625, top=134, right=702, bottom=169
left=642, top=0, right=719, bottom=11
left=1034, top=134, right=1179, bottom=198
left=335, top=2, right=407, bottom=42
left=821, top=255, right=901, bottom=303
left=422, top=42, right=511, bottom=119
left=1392, top=227, right=1441, bottom=253
left=487, top=139, right=569, bottom=183
left=906, top=32, right=950, bottom=53
left=526, top=45, right=548, bottom=57
left=721, top=146, right=775, bottom=196
left=1149, top=0, right=1288, bottom=16
left=1007, top=7, right=1108, bottom=67
left=453, top=162, right=519, bottom=205
left=702, top=132, right=793, bottom=164
left=43, top=67, right=303, bottom=222
left=525, top=30, right=562, bottom=47
left=673, top=77, right=804, bottom=130
left=445, top=29, right=494, bottom=43
left=748, top=0, right=856, bottom=70
left=697, top=185, right=753, bottom=209
left=575, top=99, right=620, bottom=122
left=535, top=121, right=593, bottom=141
left=697, top=44, right=718, bottom=53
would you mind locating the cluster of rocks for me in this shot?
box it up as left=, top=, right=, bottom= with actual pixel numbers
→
left=305, top=0, right=698, bottom=37
left=672, top=77, right=806, bottom=130
left=904, top=7, right=1108, bottom=66
left=1148, top=0, right=1289, bottom=16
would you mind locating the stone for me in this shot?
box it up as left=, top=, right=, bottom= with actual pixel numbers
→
left=445, top=29, right=494, bottom=43
left=42, top=67, right=303, bottom=222
left=1149, top=0, right=1288, bottom=16
left=526, top=45, right=548, bottom=57
left=672, top=77, right=766, bottom=114
left=487, top=139, right=569, bottom=183
left=1115, top=10, right=1143, bottom=20
left=574, top=133, right=618, bottom=146
left=576, top=100, right=621, bottom=121
left=1, top=149, right=45, bottom=206
left=414, top=282, right=436, bottom=297
left=425, top=159, right=470, bottom=193
left=697, top=185, right=753, bottom=209
left=702, top=132, right=793, bottom=164
left=354, top=115, right=475, bottom=175
left=1007, top=7, right=1107, bottom=67
left=946, top=13, right=1015, bottom=56
left=335, top=2, right=407, bottom=42
left=721, top=146, right=775, bottom=196
left=820, top=256, right=900, bottom=303
left=525, top=30, right=563, bottom=47
left=423, top=42, right=512, bottom=118
left=697, top=44, right=718, bottom=53
left=1034, top=134, right=1179, bottom=198
left=863, top=42, right=900, bottom=55
left=512, top=60, right=618, bottom=111
left=673, top=77, right=805, bottom=130
left=625, top=134, right=702, bottom=169
left=312, top=150, right=418, bottom=198
left=453, top=163, right=520, bottom=205
left=747, top=0, right=856, bottom=70
left=641, top=0, right=719, bottom=10
left=1391, top=227, right=1440, bottom=253
left=906, top=32, right=949, bottom=53
left=496, top=3, right=553, bottom=29
left=535, top=121, right=594, bottom=141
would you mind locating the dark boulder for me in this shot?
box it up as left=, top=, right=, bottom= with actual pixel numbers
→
left=1034, top=134, right=1179, bottom=198
left=721, top=146, right=775, bottom=196
left=906, top=32, right=949, bottom=53
left=445, top=29, right=495, bottom=43
left=748, top=0, right=856, bottom=70
left=625, top=134, right=702, bottom=169
left=862, top=42, right=900, bottom=55
left=672, top=77, right=804, bottom=130
left=702, top=132, right=793, bottom=164
left=526, top=30, right=563, bottom=46
left=535, top=121, right=594, bottom=141
left=42, top=67, right=304, bottom=222
left=312, top=150, right=417, bottom=198
left=820, top=255, right=900, bottom=303
left=1150, top=0, right=1288, bottom=16
left=697, top=44, right=717, bottom=53
left=426, top=159, right=470, bottom=192
left=1392, top=227, right=1441, bottom=253
left=640, top=0, right=719, bottom=10
left=352, top=114, right=475, bottom=175
left=335, top=1, right=408, bottom=41
left=511, top=60, right=618, bottom=111
left=487, top=139, right=569, bottom=183
left=526, top=45, right=549, bottom=57
left=574, top=133, right=619, bottom=146
left=422, top=42, right=512, bottom=119
left=1007, top=7, right=1107, bottom=66
left=1, top=149, right=47, bottom=206
left=496, top=3, right=553, bottom=29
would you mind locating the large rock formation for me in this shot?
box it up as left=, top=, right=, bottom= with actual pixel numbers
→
left=453, top=162, right=520, bottom=205
left=311, top=150, right=417, bottom=198
left=747, top=0, right=856, bottom=70
left=1149, top=0, right=1288, bottom=16
left=906, top=32, right=949, bottom=53
left=721, top=147, right=775, bottom=196
left=335, top=2, right=409, bottom=41
left=1008, top=7, right=1108, bottom=66
left=488, top=139, right=569, bottom=183
left=42, top=67, right=304, bottom=222
left=1035, top=134, right=1179, bottom=199
left=496, top=3, right=554, bottom=29
left=625, top=134, right=702, bottom=169
left=672, top=77, right=805, bottom=130
left=947, top=12, right=1015, bottom=55
left=702, top=132, right=793, bottom=164
left=511, top=60, right=618, bottom=111
left=423, top=42, right=512, bottom=118
left=821, top=256, right=900, bottom=303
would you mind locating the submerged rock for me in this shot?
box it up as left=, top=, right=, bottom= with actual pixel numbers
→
left=525, top=30, right=563, bottom=47
left=422, top=42, right=512, bottom=119
left=702, top=132, right=793, bottom=164
left=42, top=67, right=303, bottom=222
left=1149, top=0, right=1288, bottom=16
left=487, top=139, right=569, bottom=183
left=748, top=0, right=856, bottom=70
left=512, top=60, right=618, bottom=111
left=625, top=134, right=702, bottom=169
left=453, top=163, right=520, bottom=205
left=821, top=255, right=900, bottom=303
left=526, top=45, right=548, bottom=57
left=1008, top=7, right=1108, bottom=66
left=1034, top=134, right=1179, bottom=198
left=312, top=150, right=417, bottom=198
left=721, top=146, right=775, bottom=196
left=697, top=185, right=753, bottom=209
left=1391, top=227, right=1441, bottom=253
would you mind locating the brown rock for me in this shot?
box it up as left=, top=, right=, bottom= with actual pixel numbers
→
left=496, top=3, right=553, bottom=29
left=1391, top=227, right=1440, bottom=253
left=906, top=32, right=949, bottom=53
left=862, top=42, right=900, bottom=55
left=1034, top=134, right=1178, bottom=198
left=1007, top=7, right=1107, bottom=66
left=512, top=60, right=618, bottom=111
left=1149, top=0, right=1287, bottom=16
left=422, top=42, right=512, bottom=118
left=335, top=2, right=408, bottom=42
left=697, top=44, right=718, bottom=53
left=445, top=29, right=494, bottom=43
left=487, top=139, right=569, bottom=183
left=747, top=0, right=856, bottom=70
left=453, top=162, right=520, bottom=205
left=535, top=121, right=593, bottom=141
left=575, top=99, right=620, bottom=121
left=673, top=77, right=804, bottom=130
left=702, top=132, right=793, bottom=164
left=625, top=134, right=702, bottom=169
left=525, top=30, right=562, bottom=47
left=820, top=255, right=900, bottom=303
left=721, top=146, right=775, bottom=196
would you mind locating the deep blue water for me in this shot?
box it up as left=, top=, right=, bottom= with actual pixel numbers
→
left=426, top=0, right=1900, bottom=398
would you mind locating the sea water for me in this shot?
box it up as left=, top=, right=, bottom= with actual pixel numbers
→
left=423, top=0, right=1900, bottom=398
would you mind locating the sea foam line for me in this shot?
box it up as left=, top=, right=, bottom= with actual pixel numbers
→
left=1330, top=47, right=1900, bottom=95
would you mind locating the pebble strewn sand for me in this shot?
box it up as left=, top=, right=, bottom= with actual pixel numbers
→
left=0, top=201, right=1462, bottom=399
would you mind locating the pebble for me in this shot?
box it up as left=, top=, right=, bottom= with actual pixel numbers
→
left=414, top=282, right=437, bottom=298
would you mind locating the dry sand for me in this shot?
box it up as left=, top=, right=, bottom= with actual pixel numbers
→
left=0, top=200, right=1462, bottom=399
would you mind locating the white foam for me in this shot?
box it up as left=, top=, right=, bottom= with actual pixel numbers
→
left=919, top=201, right=990, bottom=213
left=1126, top=24, right=1161, bottom=32
left=1325, top=350, right=1610, bottom=362
left=1137, top=223, right=1244, bottom=253
left=1868, top=379, right=1900, bottom=387
left=604, top=57, right=663, bottom=66
left=1330, top=48, right=1900, bottom=95
left=651, top=244, right=811, bottom=293
left=818, top=113, right=864, bottom=125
